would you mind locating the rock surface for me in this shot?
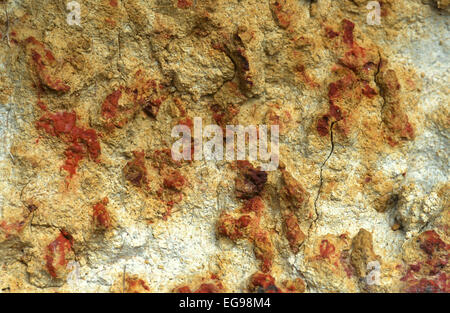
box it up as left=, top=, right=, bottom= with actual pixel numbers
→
left=0, top=0, right=448, bottom=292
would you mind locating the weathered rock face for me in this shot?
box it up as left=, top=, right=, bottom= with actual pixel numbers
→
left=0, top=0, right=448, bottom=293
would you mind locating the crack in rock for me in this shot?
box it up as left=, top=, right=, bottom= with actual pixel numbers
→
left=309, top=121, right=336, bottom=236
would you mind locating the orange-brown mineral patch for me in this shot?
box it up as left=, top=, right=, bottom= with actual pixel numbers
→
left=125, top=276, right=151, bottom=293
left=401, top=230, right=450, bottom=293
left=282, top=211, right=305, bottom=254
left=123, top=151, right=148, bottom=188
left=278, top=168, right=309, bottom=253
left=305, top=234, right=357, bottom=284
left=92, top=197, right=112, bottom=230
left=269, top=0, right=296, bottom=30
left=173, top=274, right=225, bottom=293
left=36, top=111, right=101, bottom=180
left=101, top=71, right=168, bottom=131
left=122, top=148, right=188, bottom=221
left=25, top=37, right=70, bottom=92
left=152, top=149, right=188, bottom=220
left=101, top=89, right=123, bottom=120
left=235, top=161, right=268, bottom=200
left=177, top=0, right=193, bottom=9
left=45, top=230, right=74, bottom=278
left=248, top=272, right=305, bottom=293
left=110, top=274, right=151, bottom=293
left=217, top=196, right=274, bottom=273
left=0, top=220, right=26, bottom=239
left=210, top=81, right=244, bottom=131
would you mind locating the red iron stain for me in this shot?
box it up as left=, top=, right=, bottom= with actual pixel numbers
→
left=319, top=239, right=335, bottom=259
left=105, top=18, right=116, bottom=27
left=163, top=169, right=186, bottom=191
left=37, top=100, right=48, bottom=111
left=102, top=89, right=122, bottom=119
left=342, top=19, right=355, bottom=47
left=36, top=111, right=101, bottom=179
left=241, top=196, right=265, bottom=216
left=27, top=37, right=70, bottom=92
left=329, top=102, right=342, bottom=121
left=317, top=115, right=330, bottom=137
left=93, top=197, right=111, bottom=229
left=0, top=220, right=25, bottom=238
left=362, top=83, right=377, bottom=98
left=176, top=286, right=192, bottom=293
left=195, top=283, right=220, bottom=293
left=328, top=74, right=355, bottom=101
left=404, top=122, right=415, bottom=139
left=45, top=230, right=73, bottom=278
left=177, top=0, right=193, bottom=9
left=419, top=230, right=448, bottom=256
left=325, top=27, right=339, bottom=39
left=238, top=215, right=252, bottom=228
left=251, top=273, right=281, bottom=293
left=254, top=231, right=273, bottom=273
left=126, top=277, right=150, bottom=292
left=179, top=117, right=194, bottom=130
left=124, top=151, right=148, bottom=187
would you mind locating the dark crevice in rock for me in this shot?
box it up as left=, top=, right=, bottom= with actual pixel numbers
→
left=310, top=121, right=336, bottom=236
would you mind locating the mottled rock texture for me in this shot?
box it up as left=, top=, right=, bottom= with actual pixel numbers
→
left=0, top=0, right=448, bottom=292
